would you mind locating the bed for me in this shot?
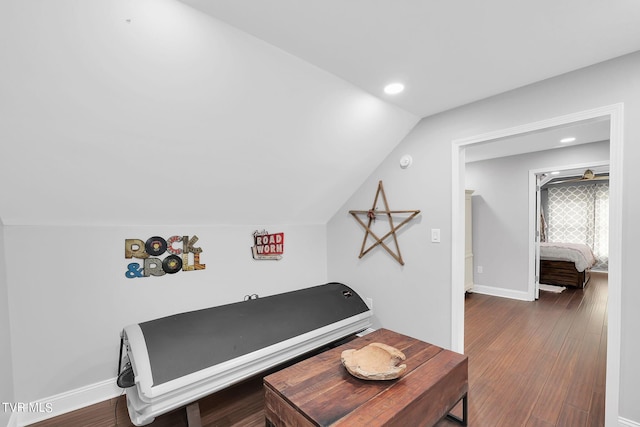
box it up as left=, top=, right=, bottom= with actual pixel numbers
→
left=539, top=242, right=596, bottom=288
left=117, top=282, right=372, bottom=426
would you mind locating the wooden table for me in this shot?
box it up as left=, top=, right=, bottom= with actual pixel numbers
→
left=264, top=328, right=468, bottom=427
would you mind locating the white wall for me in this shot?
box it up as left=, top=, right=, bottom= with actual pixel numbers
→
left=0, top=0, right=417, bottom=423
left=327, top=115, right=454, bottom=348
left=5, top=224, right=326, bottom=403
left=0, top=0, right=417, bottom=227
left=465, top=141, right=610, bottom=294
left=0, top=223, right=15, bottom=426
left=327, top=51, right=640, bottom=423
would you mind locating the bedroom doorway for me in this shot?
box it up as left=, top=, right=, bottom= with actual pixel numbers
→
left=532, top=160, right=609, bottom=300
left=451, top=103, right=623, bottom=426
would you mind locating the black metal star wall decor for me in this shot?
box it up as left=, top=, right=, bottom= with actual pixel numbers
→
left=349, top=180, right=421, bottom=265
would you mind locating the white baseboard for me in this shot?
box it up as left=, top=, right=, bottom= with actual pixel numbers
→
left=15, top=378, right=121, bottom=427
left=619, top=416, right=640, bottom=427
left=470, top=284, right=532, bottom=301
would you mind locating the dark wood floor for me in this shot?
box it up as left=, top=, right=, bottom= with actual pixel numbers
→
left=437, top=271, right=607, bottom=427
left=30, top=272, right=607, bottom=427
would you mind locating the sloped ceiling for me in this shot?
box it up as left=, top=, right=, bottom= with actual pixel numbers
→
left=179, top=0, right=640, bottom=118
left=0, top=0, right=418, bottom=226
left=2, top=0, right=640, bottom=226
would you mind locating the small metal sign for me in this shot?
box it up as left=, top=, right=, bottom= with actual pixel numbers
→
left=251, top=230, right=284, bottom=260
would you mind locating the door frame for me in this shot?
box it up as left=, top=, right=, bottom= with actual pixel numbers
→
left=451, top=103, right=623, bottom=426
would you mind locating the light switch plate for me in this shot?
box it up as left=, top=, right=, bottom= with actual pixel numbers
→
left=431, top=228, right=441, bottom=243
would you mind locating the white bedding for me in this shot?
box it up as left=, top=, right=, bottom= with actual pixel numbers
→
left=540, top=242, right=596, bottom=272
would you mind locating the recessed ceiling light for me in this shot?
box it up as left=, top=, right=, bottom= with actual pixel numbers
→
left=550, top=171, right=560, bottom=175
left=384, top=83, right=405, bottom=95
left=560, top=137, right=576, bottom=143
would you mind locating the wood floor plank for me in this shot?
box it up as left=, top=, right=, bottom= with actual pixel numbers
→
left=588, top=391, right=605, bottom=427
left=556, top=403, right=588, bottom=427
left=525, top=416, right=556, bottom=427
left=529, top=336, right=582, bottom=425
left=565, top=331, right=601, bottom=411
left=594, top=325, right=607, bottom=392
left=496, top=351, right=556, bottom=426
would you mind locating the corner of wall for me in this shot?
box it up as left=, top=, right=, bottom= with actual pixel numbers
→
left=0, top=222, right=16, bottom=427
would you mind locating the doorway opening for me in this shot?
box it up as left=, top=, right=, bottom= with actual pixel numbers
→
left=451, top=103, right=623, bottom=426
left=532, top=160, right=609, bottom=299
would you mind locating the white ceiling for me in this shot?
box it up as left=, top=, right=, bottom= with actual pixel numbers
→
left=179, top=0, right=640, bottom=118
left=465, top=117, right=611, bottom=163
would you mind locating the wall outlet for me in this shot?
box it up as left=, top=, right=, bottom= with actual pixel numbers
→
left=477, top=266, right=483, bottom=274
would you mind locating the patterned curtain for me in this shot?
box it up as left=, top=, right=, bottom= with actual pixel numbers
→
left=547, top=183, right=609, bottom=270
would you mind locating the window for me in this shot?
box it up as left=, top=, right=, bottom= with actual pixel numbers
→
left=546, top=183, right=609, bottom=270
